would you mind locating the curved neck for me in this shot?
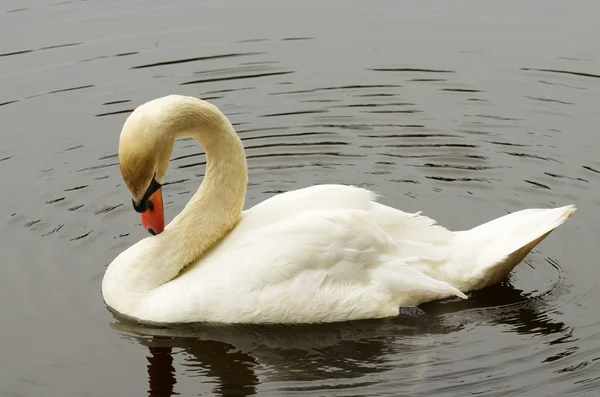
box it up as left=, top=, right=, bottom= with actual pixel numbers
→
left=167, top=101, right=248, bottom=262
left=132, top=97, right=248, bottom=291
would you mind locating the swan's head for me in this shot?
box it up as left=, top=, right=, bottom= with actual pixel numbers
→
left=118, top=102, right=175, bottom=235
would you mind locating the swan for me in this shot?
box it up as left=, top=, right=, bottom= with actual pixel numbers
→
left=102, top=94, right=576, bottom=325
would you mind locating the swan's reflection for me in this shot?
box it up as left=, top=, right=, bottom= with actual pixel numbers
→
left=111, top=275, right=571, bottom=397
left=114, top=315, right=435, bottom=396
left=146, top=346, right=176, bottom=397
left=420, top=278, right=569, bottom=337
left=146, top=339, right=259, bottom=397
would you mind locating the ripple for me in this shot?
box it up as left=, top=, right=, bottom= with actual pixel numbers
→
left=48, top=84, right=94, bottom=94
left=94, top=204, right=124, bottom=216
left=0, top=49, right=34, bottom=57
left=441, top=88, right=483, bottom=93
left=0, top=100, right=18, bottom=107
left=582, top=165, right=600, bottom=174
left=538, top=79, right=588, bottom=91
left=45, top=197, right=66, bottom=204
left=521, top=67, right=600, bottom=79
left=259, top=109, right=328, bottom=118
left=525, top=96, right=573, bottom=105
left=101, top=99, right=131, bottom=106
left=1, top=3, right=597, bottom=396
left=181, top=71, right=294, bottom=86
left=369, top=68, right=455, bottom=73
left=131, top=52, right=264, bottom=69
left=95, top=109, right=135, bottom=117
left=5, top=7, right=28, bottom=13
left=525, top=180, right=552, bottom=190
left=281, top=37, right=314, bottom=41
left=270, top=84, right=403, bottom=95
left=63, top=185, right=88, bottom=191
left=504, top=151, right=563, bottom=163
left=0, top=42, right=81, bottom=58
left=70, top=230, right=92, bottom=241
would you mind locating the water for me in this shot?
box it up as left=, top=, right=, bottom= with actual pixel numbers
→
left=1, top=0, right=599, bottom=395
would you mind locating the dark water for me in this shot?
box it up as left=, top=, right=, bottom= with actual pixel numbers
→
left=1, top=1, right=599, bottom=395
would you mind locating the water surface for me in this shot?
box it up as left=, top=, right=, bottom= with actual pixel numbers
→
left=1, top=1, right=599, bottom=396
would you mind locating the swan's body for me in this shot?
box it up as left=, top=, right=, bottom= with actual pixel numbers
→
left=102, top=95, right=576, bottom=325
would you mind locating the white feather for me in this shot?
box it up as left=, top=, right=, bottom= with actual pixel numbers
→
left=102, top=95, right=576, bottom=325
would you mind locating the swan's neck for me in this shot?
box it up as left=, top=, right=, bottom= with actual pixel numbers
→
left=165, top=108, right=248, bottom=258
left=167, top=110, right=248, bottom=265
left=111, top=98, right=248, bottom=294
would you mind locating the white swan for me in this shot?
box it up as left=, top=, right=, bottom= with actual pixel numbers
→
left=102, top=95, right=576, bottom=325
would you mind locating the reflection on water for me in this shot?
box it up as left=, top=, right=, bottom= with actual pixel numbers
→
left=1, top=0, right=600, bottom=396
left=112, top=270, right=574, bottom=396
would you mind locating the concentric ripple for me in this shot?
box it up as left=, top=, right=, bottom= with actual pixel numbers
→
left=1, top=0, right=599, bottom=396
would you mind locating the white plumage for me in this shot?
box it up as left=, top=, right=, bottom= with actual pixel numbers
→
left=101, top=95, right=576, bottom=325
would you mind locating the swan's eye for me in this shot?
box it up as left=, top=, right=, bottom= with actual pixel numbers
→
left=132, top=197, right=149, bottom=213
left=132, top=176, right=162, bottom=213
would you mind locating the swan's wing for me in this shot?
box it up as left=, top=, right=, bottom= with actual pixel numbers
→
left=244, top=184, right=454, bottom=244
left=240, top=184, right=379, bottom=228
left=145, top=205, right=466, bottom=323
left=169, top=208, right=465, bottom=322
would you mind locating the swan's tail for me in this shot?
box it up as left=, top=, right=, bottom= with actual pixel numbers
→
left=448, top=205, right=576, bottom=292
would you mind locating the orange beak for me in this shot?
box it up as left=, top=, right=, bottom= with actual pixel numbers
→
left=141, top=188, right=164, bottom=235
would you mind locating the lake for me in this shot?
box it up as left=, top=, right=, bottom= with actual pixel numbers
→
left=1, top=0, right=599, bottom=396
